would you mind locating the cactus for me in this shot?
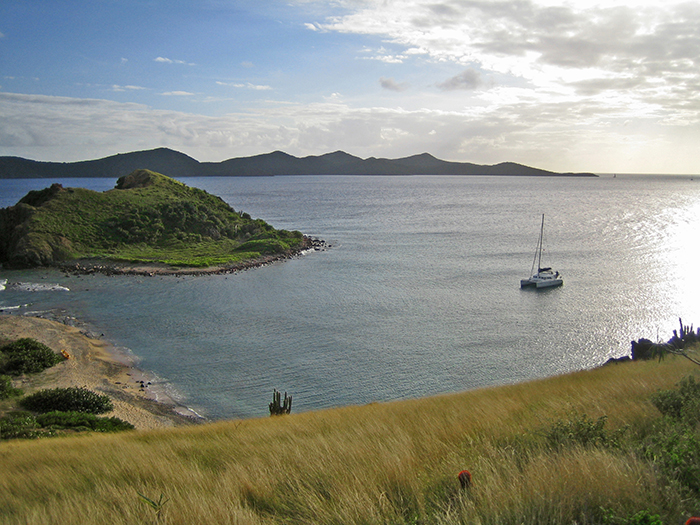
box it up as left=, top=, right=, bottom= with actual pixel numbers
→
left=269, top=389, right=292, bottom=416
left=635, top=319, right=700, bottom=367
left=671, top=318, right=699, bottom=349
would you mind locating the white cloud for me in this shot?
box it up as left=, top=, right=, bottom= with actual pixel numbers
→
left=161, top=91, right=195, bottom=96
left=359, top=46, right=407, bottom=63
left=154, top=56, right=196, bottom=66
left=304, top=22, right=323, bottom=31
left=315, top=1, right=700, bottom=105
left=217, top=81, right=273, bottom=90
left=112, top=84, right=146, bottom=92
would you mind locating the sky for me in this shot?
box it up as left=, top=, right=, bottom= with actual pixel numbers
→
left=1, top=0, right=699, bottom=174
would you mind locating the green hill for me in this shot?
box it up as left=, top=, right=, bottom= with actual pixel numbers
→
left=0, top=169, right=307, bottom=269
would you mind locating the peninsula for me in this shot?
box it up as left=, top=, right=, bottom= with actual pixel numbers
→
left=0, top=169, right=312, bottom=272
left=0, top=148, right=598, bottom=179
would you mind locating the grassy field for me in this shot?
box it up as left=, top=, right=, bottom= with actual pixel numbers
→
left=1, top=354, right=699, bottom=524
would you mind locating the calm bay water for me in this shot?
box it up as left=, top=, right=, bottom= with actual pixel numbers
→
left=1, top=174, right=699, bottom=419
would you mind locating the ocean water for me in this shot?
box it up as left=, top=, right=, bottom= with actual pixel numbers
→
left=1, top=174, right=699, bottom=419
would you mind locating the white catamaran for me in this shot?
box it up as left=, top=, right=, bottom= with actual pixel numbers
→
left=520, top=214, right=563, bottom=289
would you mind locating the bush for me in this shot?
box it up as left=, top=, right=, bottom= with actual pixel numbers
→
left=643, top=423, right=700, bottom=493
left=651, top=375, right=700, bottom=424
left=0, top=410, right=134, bottom=440
left=602, top=509, right=664, bottom=525
left=19, top=387, right=113, bottom=414
left=0, top=374, right=22, bottom=399
left=543, top=412, right=627, bottom=449
left=36, top=411, right=134, bottom=432
left=0, top=412, right=40, bottom=440
left=0, top=338, right=64, bottom=375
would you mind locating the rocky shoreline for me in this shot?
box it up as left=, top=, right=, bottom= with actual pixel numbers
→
left=54, top=236, right=330, bottom=277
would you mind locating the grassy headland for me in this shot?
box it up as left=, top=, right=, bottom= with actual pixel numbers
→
left=1, top=352, right=699, bottom=524
left=0, top=169, right=308, bottom=271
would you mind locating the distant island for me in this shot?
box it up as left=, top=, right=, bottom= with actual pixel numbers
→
left=0, top=169, right=315, bottom=272
left=0, top=148, right=598, bottom=179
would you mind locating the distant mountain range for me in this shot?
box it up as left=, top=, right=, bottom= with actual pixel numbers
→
left=0, top=148, right=597, bottom=179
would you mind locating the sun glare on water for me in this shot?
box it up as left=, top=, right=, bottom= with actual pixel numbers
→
left=661, top=196, right=700, bottom=322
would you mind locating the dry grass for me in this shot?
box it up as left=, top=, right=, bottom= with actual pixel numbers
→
left=0, top=355, right=696, bottom=524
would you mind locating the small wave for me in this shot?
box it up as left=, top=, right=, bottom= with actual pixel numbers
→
left=0, top=279, right=6, bottom=291
left=5, top=282, right=70, bottom=292
left=0, top=303, right=32, bottom=312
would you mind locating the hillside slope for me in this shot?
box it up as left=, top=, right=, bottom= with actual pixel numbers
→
left=0, top=169, right=306, bottom=269
left=0, top=353, right=696, bottom=524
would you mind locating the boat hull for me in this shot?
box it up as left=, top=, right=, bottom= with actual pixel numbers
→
left=535, top=278, right=563, bottom=288
left=520, top=275, right=563, bottom=289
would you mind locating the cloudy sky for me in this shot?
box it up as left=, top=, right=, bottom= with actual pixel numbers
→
left=1, top=0, right=699, bottom=173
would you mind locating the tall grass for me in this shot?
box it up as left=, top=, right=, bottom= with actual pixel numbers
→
left=0, top=356, right=696, bottom=524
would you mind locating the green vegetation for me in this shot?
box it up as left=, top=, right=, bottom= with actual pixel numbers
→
left=0, top=337, right=64, bottom=375
left=0, top=375, right=22, bottom=399
left=541, top=412, right=628, bottom=450
left=0, top=410, right=134, bottom=440
left=35, top=411, right=134, bottom=432
left=19, top=386, right=113, bottom=414
left=2, top=352, right=700, bottom=524
left=0, top=169, right=306, bottom=268
left=0, top=336, right=134, bottom=441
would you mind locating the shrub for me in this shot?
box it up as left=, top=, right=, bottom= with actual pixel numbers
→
left=36, top=411, right=134, bottom=432
left=0, top=410, right=134, bottom=440
left=543, top=412, right=627, bottom=449
left=651, top=376, right=700, bottom=424
left=643, top=423, right=700, bottom=493
left=0, top=412, right=40, bottom=440
left=19, top=387, right=113, bottom=414
left=0, top=374, right=22, bottom=399
left=602, top=509, right=664, bottom=525
left=0, top=338, right=64, bottom=375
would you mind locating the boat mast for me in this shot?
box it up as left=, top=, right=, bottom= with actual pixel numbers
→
left=529, top=214, right=544, bottom=276
left=537, top=214, right=544, bottom=271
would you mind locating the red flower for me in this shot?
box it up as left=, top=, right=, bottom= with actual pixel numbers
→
left=686, top=518, right=700, bottom=525
left=457, top=470, right=472, bottom=489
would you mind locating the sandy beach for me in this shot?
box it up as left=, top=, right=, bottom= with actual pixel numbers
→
left=0, top=314, right=202, bottom=430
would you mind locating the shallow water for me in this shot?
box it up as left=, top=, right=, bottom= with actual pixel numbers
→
left=1, top=174, right=699, bottom=419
